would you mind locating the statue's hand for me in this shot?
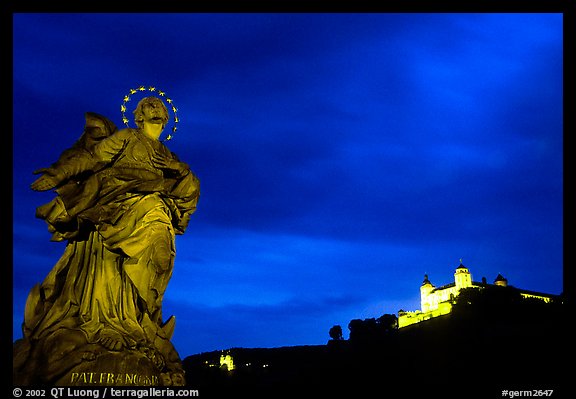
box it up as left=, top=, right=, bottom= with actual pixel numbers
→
left=31, top=170, right=60, bottom=191
left=152, top=151, right=188, bottom=176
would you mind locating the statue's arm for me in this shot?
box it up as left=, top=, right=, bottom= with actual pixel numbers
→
left=89, top=128, right=130, bottom=164
left=31, top=129, right=130, bottom=192
left=30, top=148, right=93, bottom=191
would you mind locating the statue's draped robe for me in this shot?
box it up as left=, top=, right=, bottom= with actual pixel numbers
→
left=16, top=115, right=199, bottom=384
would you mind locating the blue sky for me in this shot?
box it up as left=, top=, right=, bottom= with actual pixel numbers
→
left=12, top=12, right=564, bottom=356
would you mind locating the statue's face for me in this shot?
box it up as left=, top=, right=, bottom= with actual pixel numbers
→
left=135, top=97, right=169, bottom=126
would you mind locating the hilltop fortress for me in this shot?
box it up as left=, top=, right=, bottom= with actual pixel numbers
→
left=398, top=262, right=556, bottom=328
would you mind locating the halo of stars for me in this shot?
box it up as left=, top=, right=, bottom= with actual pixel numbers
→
left=121, top=85, right=179, bottom=141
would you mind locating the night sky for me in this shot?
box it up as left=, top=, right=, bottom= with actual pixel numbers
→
left=12, top=12, right=564, bottom=357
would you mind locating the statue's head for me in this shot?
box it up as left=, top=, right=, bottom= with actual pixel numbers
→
left=133, top=96, right=169, bottom=129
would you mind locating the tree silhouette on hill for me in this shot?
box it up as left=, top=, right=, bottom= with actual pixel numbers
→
left=347, top=313, right=398, bottom=343
left=328, top=325, right=343, bottom=341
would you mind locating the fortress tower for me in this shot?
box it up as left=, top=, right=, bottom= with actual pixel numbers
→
left=494, top=273, right=508, bottom=287
left=420, top=274, right=435, bottom=312
left=454, top=261, right=472, bottom=290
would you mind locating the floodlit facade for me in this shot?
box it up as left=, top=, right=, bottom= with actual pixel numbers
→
left=219, top=352, right=235, bottom=371
left=398, top=262, right=555, bottom=328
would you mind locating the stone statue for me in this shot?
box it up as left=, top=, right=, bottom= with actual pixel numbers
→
left=13, top=95, right=200, bottom=386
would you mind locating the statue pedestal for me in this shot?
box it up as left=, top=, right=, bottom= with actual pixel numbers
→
left=54, top=350, right=165, bottom=386
left=14, top=337, right=186, bottom=386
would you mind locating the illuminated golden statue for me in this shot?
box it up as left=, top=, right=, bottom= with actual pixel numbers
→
left=13, top=92, right=200, bottom=386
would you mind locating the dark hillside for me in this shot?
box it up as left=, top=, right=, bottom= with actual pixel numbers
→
left=183, top=295, right=568, bottom=398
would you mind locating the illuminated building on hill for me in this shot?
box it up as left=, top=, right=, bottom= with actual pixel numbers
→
left=397, top=261, right=556, bottom=328
left=219, top=351, right=235, bottom=371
